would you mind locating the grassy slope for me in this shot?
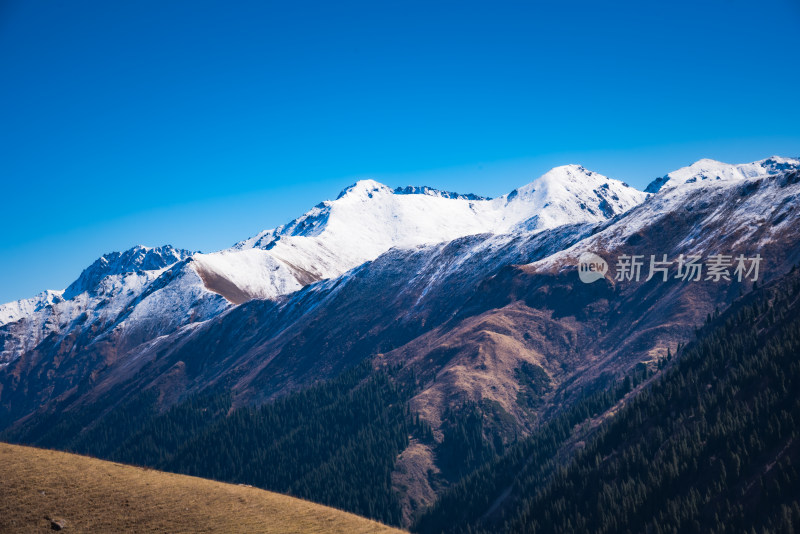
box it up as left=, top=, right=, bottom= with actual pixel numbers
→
left=0, top=442, right=404, bottom=534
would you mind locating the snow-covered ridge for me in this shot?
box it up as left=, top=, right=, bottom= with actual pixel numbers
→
left=533, top=157, right=800, bottom=274
left=0, top=156, right=794, bottom=368
left=0, top=246, right=193, bottom=329
left=1, top=164, right=648, bottom=321
left=64, top=245, right=192, bottom=299
left=238, top=165, right=644, bottom=247
left=4, top=157, right=793, bottom=321
left=392, top=185, right=490, bottom=201
left=645, top=156, right=800, bottom=194
left=0, top=251, right=226, bottom=365
left=0, top=289, right=64, bottom=326
left=223, top=165, right=646, bottom=299
left=0, top=162, right=647, bottom=363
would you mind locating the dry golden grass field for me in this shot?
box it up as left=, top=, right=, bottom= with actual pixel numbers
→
left=0, top=442, right=405, bottom=533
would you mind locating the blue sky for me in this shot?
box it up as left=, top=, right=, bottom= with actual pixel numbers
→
left=1, top=0, right=799, bottom=303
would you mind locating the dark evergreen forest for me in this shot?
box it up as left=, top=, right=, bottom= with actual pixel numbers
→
left=417, top=270, right=800, bottom=533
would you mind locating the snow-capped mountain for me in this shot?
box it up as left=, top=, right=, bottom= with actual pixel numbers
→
left=1, top=155, right=793, bottom=370
left=644, top=156, right=799, bottom=193
left=2, top=157, right=793, bottom=368
left=0, top=246, right=205, bottom=364
left=0, top=165, right=643, bottom=367
left=535, top=155, right=800, bottom=271
left=8, top=156, right=796, bottom=369
left=0, top=245, right=194, bottom=328
left=228, top=167, right=644, bottom=296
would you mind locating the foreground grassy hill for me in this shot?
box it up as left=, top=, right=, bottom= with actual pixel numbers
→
left=0, top=442, right=404, bottom=533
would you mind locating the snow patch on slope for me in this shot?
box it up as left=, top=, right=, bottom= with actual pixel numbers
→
left=0, top=290, right=64, bottom=327
left=114, top=262, right=229, bottom=342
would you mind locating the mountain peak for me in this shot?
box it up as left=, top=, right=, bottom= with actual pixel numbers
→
left=757, top=155, right=800, bottom=171
left=645, top=156, right=800, bottom=194
left=513, top=164, right=634, bottom=198
left=499, top=165, right=646, bottom=232
left=335, top=179, right=392, bottom=200
left=537, top=164, right=597, bottom=183
left=63, top=244, right=192, bottom=300
left=551, top=163, right=589, bottom=172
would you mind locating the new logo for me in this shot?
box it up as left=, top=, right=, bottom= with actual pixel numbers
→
left=578, top=252, right=608, bottom=284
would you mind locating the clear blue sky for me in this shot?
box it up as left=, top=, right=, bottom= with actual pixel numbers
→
left=2, top=0, right=799, bottom=303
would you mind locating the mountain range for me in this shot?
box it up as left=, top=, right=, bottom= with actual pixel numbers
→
left=1, top=155, right=799, bottom=528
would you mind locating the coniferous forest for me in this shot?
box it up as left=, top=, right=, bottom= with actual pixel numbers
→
left=3, top=361, right=415, bottom=526
left=416, top=270, right=800, bottom=533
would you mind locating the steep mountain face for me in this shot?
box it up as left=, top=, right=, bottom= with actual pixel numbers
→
left=0, top=246, right=202, bottom=367
left=378, top=163, right=800, bottom=519
left=1, top=157, right=798, bottom=527
left=416, top=266, right=800, bottom=534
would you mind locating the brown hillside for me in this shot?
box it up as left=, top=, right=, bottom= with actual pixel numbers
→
left=0, top=442, right=404, bottom=534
